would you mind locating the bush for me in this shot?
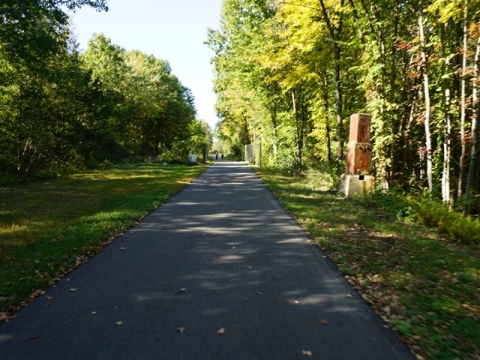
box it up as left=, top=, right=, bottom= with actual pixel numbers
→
left=303, top=165, right=340, bottom=191
left=357, top=189, right=480, bottom=245
left=159, top=140, right=191, bottom=164
left=408, top=197, right=480, bottom=245
left=159, top=150, right=179, bottom=164
left=274, top=153, right=306, bottom=175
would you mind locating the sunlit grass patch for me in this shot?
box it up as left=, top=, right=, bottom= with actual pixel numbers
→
left=0, top=223, right=28, bottom=236
left=0, top=163, right=207, bottom=315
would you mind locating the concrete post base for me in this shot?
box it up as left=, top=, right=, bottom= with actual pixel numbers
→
left=339, top=174, right=375, bottom=198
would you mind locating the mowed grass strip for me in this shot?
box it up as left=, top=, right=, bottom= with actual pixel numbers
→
left=0, top=163, right=207, bottom=315
left=257, top=168, right=480, bottom=360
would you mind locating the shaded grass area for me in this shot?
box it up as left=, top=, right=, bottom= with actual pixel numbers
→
left=257, top=167, right=480, bottom=360
left=0, top=163, right=207, bottom=315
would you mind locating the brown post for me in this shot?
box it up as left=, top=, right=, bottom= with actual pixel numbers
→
left=345, top=113, right=372, bottom=175
left=339, top=113, right=375, bottom=197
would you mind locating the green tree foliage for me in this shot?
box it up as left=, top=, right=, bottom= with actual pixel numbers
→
left=0, top=0, right=109, bottom=176
left=207, top=0, right=278, bottom=163
left=160, top=120, right=212, bottom=164
left=0, top=0, right=108, bottom=64
left=81, top=35, right=199, bottom=162
left=210, top=0, right=480, bottom=214
left=0, top=2, right=208, bottom=180
left=0, top=26, right=93, bottom=175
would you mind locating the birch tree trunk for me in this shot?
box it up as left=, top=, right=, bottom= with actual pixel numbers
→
left=441, top=24, right=452, bottom=207
left=442, top=85, right=452, bottom=206
left=418, top=12, right=433, bottom=192
left=292, top=89, right=302, bottom=169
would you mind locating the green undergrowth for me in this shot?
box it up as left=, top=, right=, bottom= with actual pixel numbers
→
left=0, top=163, right=207, bottom=316
left=407, top=197, right=480, bottom=245
left=256, top=167, right=480, bottom=360
left=356, top=189, right=480, bottom=245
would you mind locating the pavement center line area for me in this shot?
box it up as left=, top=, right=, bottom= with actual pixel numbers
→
left=0, top=161, right=415, bottom=360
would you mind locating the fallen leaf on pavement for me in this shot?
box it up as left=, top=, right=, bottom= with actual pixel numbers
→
left=176, top=288, right=186, bottom=295
left=0, top=312, right=16, bottom=321
left=69, top=288, right=78, bottom=292
left=320, top=319, right=329, bottom=325
left=256, top=291, right=263, bottom=296
left=30, top=289, right=43, bottom=299
left=217, top=327, right=226, bottom=335
left=176, top=327, right=186, bottom=333
left=114, top=321, right=123, bottom=326
left=302, top=350, right=313, bottom=356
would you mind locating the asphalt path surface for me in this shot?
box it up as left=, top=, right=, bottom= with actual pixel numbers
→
left=0, top=161, right=415, bottom=359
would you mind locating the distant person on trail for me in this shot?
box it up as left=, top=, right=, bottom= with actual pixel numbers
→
left=221, top=154, right=224, bottom=159
left=188, top=152, right=197, bottom=165
left=215, top=153, right=218, bottom=160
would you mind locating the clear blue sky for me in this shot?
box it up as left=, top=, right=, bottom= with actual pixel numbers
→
left=68, top=0, right=223, bottom=130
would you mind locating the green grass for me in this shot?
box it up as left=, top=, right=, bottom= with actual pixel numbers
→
left=256, top=167, right=480, bottom=360
left=0, top=163, right=207, bottom=316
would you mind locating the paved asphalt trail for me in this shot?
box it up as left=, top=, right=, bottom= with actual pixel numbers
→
left=0, top=162, right=415, bottom=359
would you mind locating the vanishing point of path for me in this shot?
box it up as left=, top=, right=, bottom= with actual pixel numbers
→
left=0, top=162, right=415, bottom=359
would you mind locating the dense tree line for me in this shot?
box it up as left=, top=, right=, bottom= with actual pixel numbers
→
left=207, top=0, right=480, bottom=214
left=0, top=0, right=210, bottom=181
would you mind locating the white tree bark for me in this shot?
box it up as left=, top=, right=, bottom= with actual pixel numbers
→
left=418, top=13, right=433, bottom=192
left=442, top=86, right=452, bottom=206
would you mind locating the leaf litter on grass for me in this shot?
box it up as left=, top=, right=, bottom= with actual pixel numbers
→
left=257, top=168, right=480, bottom=359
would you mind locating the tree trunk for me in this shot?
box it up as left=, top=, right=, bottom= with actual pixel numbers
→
left=334, top=48, right=343, bottom=161
left=292, top=89, right=302, bottom=169
left=243, top=116, right=250, bottom=145
left=465, top=36, right=480, bottom=215
left=442, top=88, right=452, bottom=207
left=418, top=12, right=433, bottom=193
left=318, top=0, right=344, bottom=161
left=441, top=24, right=452, bottom=208
left=402, top=99, right=416, bottom=191
left=267, top=83, right=280, bottom=161
left=458, top=0, right=468, bottom=198
left=270, top=107, right=279, bottom=160
left=323, top=75, right=333, bottom=164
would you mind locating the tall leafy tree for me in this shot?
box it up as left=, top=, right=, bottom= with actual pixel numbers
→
left=81, top=34, right=130, bottom=160
left=211, top=0, right=480, bottom=212
left=1, top=1, right=204, bottom=177
left=0, top=0, right=109, bottom=175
